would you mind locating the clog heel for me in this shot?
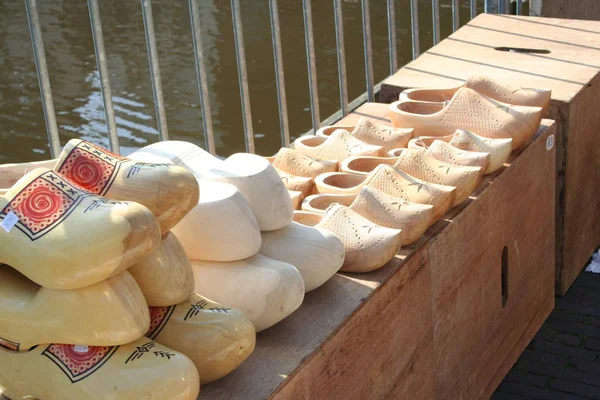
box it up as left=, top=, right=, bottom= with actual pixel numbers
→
left=260, top=221, right=345, bottom=292
left=316, top=117, right=413, bottom=151
left=293, top=205, right=403, bottom=273
left=192, top=254, right=305, bottom=332
left=0, top=267, right=149, bottom=350
left=128, top=232, right=194, bottom=306
left=147, top=293, right=256, bottom=383
left=130, top=140, right=292, bottom=231
left=0, top=168, right=161, bottom=290
left=0, top=338, right=199, bottom=400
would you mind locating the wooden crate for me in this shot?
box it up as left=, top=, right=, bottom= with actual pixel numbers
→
left=200, top=108, right=556, bottom=399
left=379, top=13, right=600, bottom=295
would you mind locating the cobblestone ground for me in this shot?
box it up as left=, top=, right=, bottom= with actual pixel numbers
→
left=492, top=271, right=600, bottom=400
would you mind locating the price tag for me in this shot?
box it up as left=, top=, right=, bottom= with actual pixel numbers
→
left=0, top=212, right=19, bottom=233
left=546, top=134, right=555, bottom=151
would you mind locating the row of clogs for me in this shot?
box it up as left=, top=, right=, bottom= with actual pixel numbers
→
left=267, top=74, right=549, bottom=274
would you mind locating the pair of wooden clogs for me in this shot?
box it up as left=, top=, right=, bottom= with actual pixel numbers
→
left=0, top=140, right=254, bottom=399
left=129, top=141, right=345, bottom=333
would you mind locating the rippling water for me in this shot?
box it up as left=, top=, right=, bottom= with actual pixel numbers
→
left=0, top=0, right=484, bottom=163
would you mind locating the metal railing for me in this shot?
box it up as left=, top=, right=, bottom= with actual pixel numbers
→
left=25, top=0, right=526, bottom=158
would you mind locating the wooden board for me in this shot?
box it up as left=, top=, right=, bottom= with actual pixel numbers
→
left=379, top=13, right=600, bottom=295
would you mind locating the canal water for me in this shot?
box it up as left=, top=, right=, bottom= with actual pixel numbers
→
left=0, top=0, right=484, bottom=163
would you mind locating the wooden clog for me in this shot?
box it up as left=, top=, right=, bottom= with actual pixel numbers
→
left=292, top=129, right=384, bottom=161
left=403, top=139, right=490, bottom=172
left=192, top=254, right=305, bottom=332
left=0, top=337, right=199, bottom=400
left=270, top=147, right=338, bottom=177
left=0, top=168, right=161, bottom=290
left=0, top=267, right=149, bottom=351
left=450, top=129, right=513, bottom=174
left=389, top=87, right=543, bottom=149
left=316, top=117, right=413, bottom=151
left=276, top=169, right=314, bottom=198
left=171, top=180, right=261, bottom=262
left=147, top=293, right=255, bottom=384
left=303, top=185, right=434, bottom=245
left=399, top=74, right=551, bottom=110
left=130, top=141, right=293, bottom=231
left=293, top=205, right=402, bottom=273
left=260, top=221, right=345, bottom=292
left=341, top=149, right=482, bottom=206
left=128, top=232, right=194, bottom=306
left=314, top=165, right=456, bottom=221
left=289, top=190, right=303, bottom=209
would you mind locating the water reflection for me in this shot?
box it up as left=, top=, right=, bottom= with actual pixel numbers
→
left=0, top=0, right=483, bottom=163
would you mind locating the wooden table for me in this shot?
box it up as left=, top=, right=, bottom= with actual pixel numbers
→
left=379, top=13, right=600, bottom=295
left=201, top=107, right=556, bottom=399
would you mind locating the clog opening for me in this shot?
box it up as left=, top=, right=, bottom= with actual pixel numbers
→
left=199, top=181, right=239, bottom=203
left=319, top=126, right=353, bottom=137
left=307, top=194, right=353, bottom=211
left=397, top=101, right=444, bottom=116
left=405, top=87, right=458, bottom=103
left=321, top=173, right=364, bottom=189
left=293, top=211, right=322, bottom=227
left=298, top=135, right=326, bottom=147
left=345, top=157, right=395, bottom=174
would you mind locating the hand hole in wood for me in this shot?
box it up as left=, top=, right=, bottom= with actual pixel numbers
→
left=501, top=246, right=509, bottom=309
left=494, top=46, right=551, bottom=54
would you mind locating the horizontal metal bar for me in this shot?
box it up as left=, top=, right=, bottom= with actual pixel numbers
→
left=88, top=0, right=120, bottom=153
left=387, top=0, right=398, bottom=74
left=188, top=0, right=216, bottom=154
left=141, top=0, right=169, bottom=141
left=303, top=0, right=320, bottom=132
left=268, top=0, right=290, bottom=148
left=410, top=0, right=420, bottom=58
left=25, top=0, right=61, bottom=157
left=333, top=0, right=349, bottom=116
left=231, top=0, right=255, bottom=153
left=362, top=0, right=374, bottom=102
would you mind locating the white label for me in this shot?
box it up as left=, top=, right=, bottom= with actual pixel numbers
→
left=0, top=212, right=19, bottom=233
left=73, top=345, right=89, bottom=353
left=546, top=134, right=555, bottom=151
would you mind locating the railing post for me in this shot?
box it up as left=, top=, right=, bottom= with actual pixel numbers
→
left=432, top=0, right=441, bottom=45
left=231, top=0, right=255, bottom=153
left=485, top=0, right=498, bottom=13
left=361, top=0, right=374, bottom=102
left=470, top=0, right=478, bottom=19
left=303, top=0, right=320, bottom=133
left=387, top=0, right=398, bottom=75
left=24, top=0, right=61, bottom=157
left=141, top=0, right=169, bottom=141
left=268, top=0, right=290, bottom=148
left=188, top=0, right=216, bottom=154
left=333, top=0, right=349, bottom=117
left=87, top=0, right=120, bottom=153
left=452, top=0, right=460, bottom=32
left=410, top=0, right=420, bottom=59
left=516, top=0, right=523, bottom=15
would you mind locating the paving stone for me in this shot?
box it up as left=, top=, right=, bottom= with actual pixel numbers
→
left=537, top=330, right=583, bottom=346
left=531, top=339, right=598, bottom=360
left=584, top=338, right=600, bottom=351
left=504, top=370, right=550, bottom=388
left=518, top=360, right=600, bottom=388
left=499, top=382, right=590, bottom=400
left=571, top=358, right=600, bottom=375
left=490, top=391, right=531, bottom=400
left=550, top=379, right=600, bottom=399
left=516, top=348, right=569, bottom=368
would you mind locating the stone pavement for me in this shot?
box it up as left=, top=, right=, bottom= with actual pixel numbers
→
left=492, top=271, right=600, bottom=400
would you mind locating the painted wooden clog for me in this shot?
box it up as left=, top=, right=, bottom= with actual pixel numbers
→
left=0, top=338, right=199, bottom=400
left=0, top=267, right=149, bottom=351
left=316, top=117, right=413, bottom=151
left=147, top=293, right=255, bottom=384
left=171, top=180, right=261, bottom=262
left=340, top=149, right=482, bottom=206
left=293, top=205, right=402, bottom=273
left=260, top=221, right=345, bottom=292
left=0, top=140, right=200, bottom=234
left=0, top=168, right=161, bottom=290
left=389, top=87, right=543, bottom=149
left=314, top=164, right=456, bottom=221
left=399, top=74, right=551, bottom=110
left=128, top=232, right=194, bottom=307
left=192, top=254, right=305, bottom=332
left=130, top=141, right=293, bottom=231
left=404, top=139, right=490, bottom=172
left=292, top=129, right=384, bottom=161
left=302, top=185, right=434, bottom=245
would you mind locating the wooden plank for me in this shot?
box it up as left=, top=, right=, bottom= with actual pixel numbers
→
left=379, top=13, right=600, bottom=295
left=428, top=120, right=556, bottom=398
